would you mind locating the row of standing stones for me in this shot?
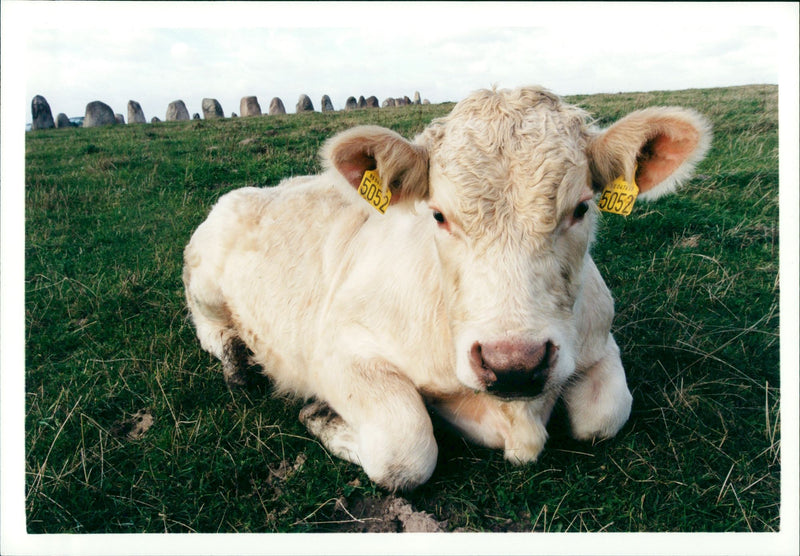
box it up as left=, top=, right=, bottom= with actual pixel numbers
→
left=30, top=92, right=430, bottom=130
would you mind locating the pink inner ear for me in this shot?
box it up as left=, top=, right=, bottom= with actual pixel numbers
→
left=337, top=153, right=376, bottom=189
left=636, top=122, right=700, bottom=192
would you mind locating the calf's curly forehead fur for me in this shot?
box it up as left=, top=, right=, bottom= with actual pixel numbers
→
left=417, top=87, right=593, bottom=239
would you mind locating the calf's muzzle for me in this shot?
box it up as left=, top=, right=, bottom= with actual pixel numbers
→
left=470, top=340, right=557, bottom=399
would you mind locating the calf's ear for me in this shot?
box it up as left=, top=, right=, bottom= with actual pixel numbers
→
left=322, top=125, right=429, bottom=202
left=587, top=107, right=712, bottom=200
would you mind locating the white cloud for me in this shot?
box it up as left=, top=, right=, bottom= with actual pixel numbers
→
left=12, top=3, right=791, bottom=121
left=170, top=42, right=191, bottom=60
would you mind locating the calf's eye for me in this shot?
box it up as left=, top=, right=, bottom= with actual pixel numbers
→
left=432, top=209, right=452, bottom=232
left=572, top=201, right=589, bottom=221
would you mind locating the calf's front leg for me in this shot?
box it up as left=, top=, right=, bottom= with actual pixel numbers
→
left=300, top=357, right=438, bottom=491
left=563, top=333, right=633, bottom=440
left=429, top=392, right=556, bottom=464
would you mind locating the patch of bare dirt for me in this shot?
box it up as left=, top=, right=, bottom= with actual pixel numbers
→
left=109, top=408, right=154, bottom=440
left=332, top=495, right=448, bottom=532
left=268, top=453, right=307, bottom=483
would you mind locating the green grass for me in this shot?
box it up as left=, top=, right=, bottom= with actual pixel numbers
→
left=25, top=85, right=779, bottom=533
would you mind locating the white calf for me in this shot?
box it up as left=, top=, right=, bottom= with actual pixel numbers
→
left=183, top=86, right=711, bottom=490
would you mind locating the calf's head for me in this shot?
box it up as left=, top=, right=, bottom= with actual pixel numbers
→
left=325, top=86, right=711, bottom=399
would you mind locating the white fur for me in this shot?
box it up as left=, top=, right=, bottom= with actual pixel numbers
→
left=183, top=86, right=711, bottom=490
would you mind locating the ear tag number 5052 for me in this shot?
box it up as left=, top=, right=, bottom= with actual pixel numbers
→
left=598, top=172, right=639, bottom=216
left=358, top=170, right=392, bottom=214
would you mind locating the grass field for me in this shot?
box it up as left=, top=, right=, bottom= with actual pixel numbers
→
left=24, top=84, right=779, bottom=534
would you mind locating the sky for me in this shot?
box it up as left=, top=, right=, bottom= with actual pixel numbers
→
left=8, top=2, right=795, bottom=123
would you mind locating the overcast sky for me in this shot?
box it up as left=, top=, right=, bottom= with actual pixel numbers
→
left=9, top=2, right=795, bottom=123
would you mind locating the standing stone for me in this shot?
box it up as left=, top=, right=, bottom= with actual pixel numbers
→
left=395, top=97, right=405, bottom=106
left=413, top=91, right=421, bottom=105
left=403, top=95, right=412, bottom=106
left=127, top=100, right=146, bottom=124
left=84, top=101, right=117, bottom=127
left=321, top=95, right=334, bottom=112
left=115, top=114, right=125, bottom=124
left=296, top=94, right=314, bottom=113
left=151, top=116, right=162, bottom=123
left=166, top=100, right=190, bottom=121
left=345, top=96, right=358, bottom=110
left=365, top=96, right=379, bottom=108
left=231, top=113, right=238, bottom=118
left=31, top=95, right=55, bottom=130
left=269, top=97, right=286, bottom=115
left=357, top=96, right=366, bottom=109
left=240, top=96, right=262, bottom=117
left=382, top=98, right=396, bottom=108
left=202, top=98, right=224, bottom=119
left=55, top=113, right=72, bottom=128
left=423, top=99, right=430, bottom=105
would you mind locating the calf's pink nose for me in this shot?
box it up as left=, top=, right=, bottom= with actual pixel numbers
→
left=471, top=340, right=557, bottom=399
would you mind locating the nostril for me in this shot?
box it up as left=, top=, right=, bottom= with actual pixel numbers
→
left=470, top=342, right=496, bottom=387
left=536, top=341, right=556, bottom=371
left=544, top=341, right=558, bottom=368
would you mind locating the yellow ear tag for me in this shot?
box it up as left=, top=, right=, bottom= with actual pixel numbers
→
left=358, top=169, right=392, bottom=214
left=598, top=172, right=639, bottom=216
